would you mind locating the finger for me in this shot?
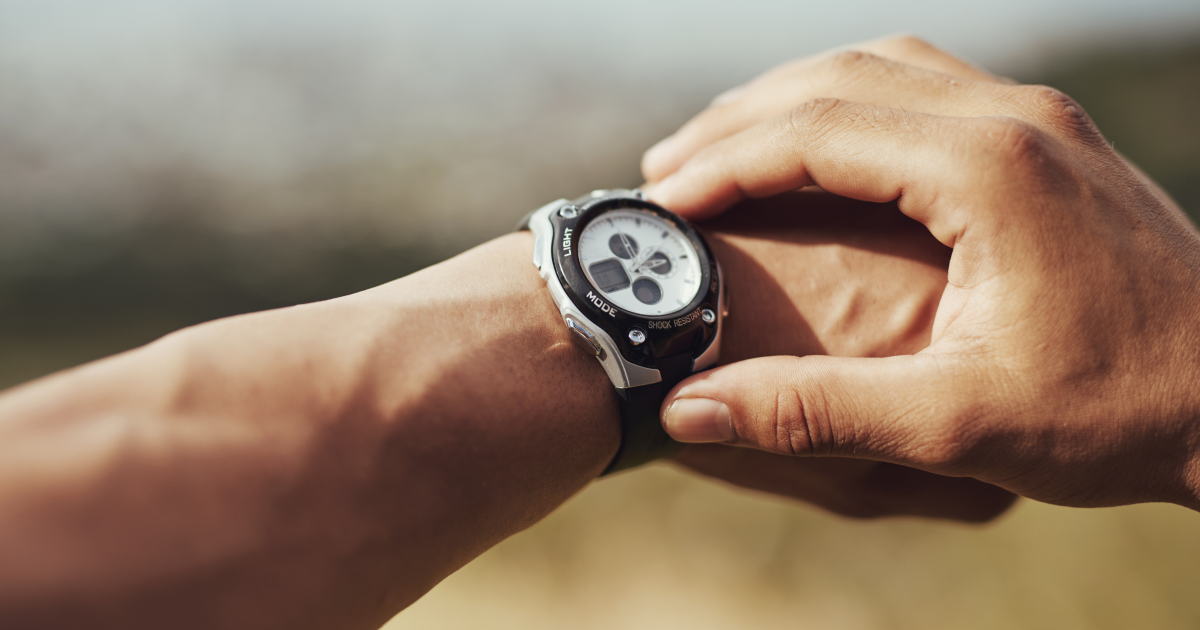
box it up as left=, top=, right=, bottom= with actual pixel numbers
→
left=660, top=354, right=988, bottom=478
left=646, top=91, right=1096, bottom=223
left=854, top=34, right=1002, bottom=84
left=643, top=35, right=1004, bottom=182
left=674, top=445, right=1016, bottom=522
left=643, top=54, right=988, bottom=182
left=647, top=99, right=1001, bottom=243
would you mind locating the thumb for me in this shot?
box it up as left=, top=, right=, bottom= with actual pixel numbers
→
left=660, top=354, right=980, bottom=474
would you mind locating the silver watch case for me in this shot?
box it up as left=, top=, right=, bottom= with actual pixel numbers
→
left=526, top=190, right=724, bottom=389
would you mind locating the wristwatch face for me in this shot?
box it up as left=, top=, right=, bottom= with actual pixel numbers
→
left=578, top=208, right=704, bottom=316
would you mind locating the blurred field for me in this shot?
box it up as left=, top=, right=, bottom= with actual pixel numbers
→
left=392, top=469, right=1200, bottom=630
left=2, top=12, right=1200, bottom=629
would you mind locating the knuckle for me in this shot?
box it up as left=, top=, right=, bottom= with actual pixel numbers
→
left=1019, top=85, right=1076, bottom=113
left=882, top=34, right=937, bottom=55
left=764, top=383, right=836, bottom=457
left=819, top=50, right=890, bottom=87
left=785, top=97, right=846, bottom=140
left=914, top=435, right=971, bottom=472
left=826, top=49, right=873, bottom=73
left=908, top=402, right=988, bottom=474
left=971, top=116, right=1053, bottom=174
left=795, top=96, right=845, bottom=120
left=1013, top=85, right=1100, bottom=141
left=770, top=389, right=808, bottom=456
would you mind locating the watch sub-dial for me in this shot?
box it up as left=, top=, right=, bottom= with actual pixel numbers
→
left=631, top=277, right=663, bottom=305
left=608, top=233, right=639, bottom=259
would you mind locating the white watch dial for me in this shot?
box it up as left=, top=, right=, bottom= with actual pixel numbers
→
left=577, top=208, right=704, bottom=316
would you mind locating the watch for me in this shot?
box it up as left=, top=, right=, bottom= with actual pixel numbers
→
left=516, top=188, right=725, bottom=475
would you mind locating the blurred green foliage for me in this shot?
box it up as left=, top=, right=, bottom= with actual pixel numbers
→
left=1029, top=40, right=1200, bottom=221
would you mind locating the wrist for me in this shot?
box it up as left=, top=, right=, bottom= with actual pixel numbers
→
left=333, top=233, right=621, bottom=603
left=340, top=231, right=621, bottom=481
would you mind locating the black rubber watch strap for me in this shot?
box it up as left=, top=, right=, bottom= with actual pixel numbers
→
left=604, top=382, right=682, bottom=475
left=600, top=353, right=694, bottom=476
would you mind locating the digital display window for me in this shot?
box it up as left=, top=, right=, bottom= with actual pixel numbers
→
left=588, top=258, right=632, bottom=293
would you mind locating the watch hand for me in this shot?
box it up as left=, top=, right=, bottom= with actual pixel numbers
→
left=618, top=231, right=636, bottom=261
left=634, top=238, right=668, bottom=272
left=639, top=256, right=668, bottom=272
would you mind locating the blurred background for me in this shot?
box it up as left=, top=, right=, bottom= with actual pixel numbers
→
left=2, top=1, right=1199, bottom=628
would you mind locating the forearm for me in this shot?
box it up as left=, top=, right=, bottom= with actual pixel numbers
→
left=0, top=232, right=618, bottom=629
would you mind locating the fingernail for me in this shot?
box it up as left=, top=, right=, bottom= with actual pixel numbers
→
left=662, top=398, right=734, bottom=443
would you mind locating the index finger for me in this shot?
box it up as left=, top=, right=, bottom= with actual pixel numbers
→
left=645, top=98, right=1007, bottom=247
left=855, top=34, right=1004, bottom=84
left=642, top=35, right=1006, bottom=182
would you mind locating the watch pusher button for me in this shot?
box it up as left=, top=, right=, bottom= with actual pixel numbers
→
left=532, top=233, right=544, bottom=269
left=564, top=316, right=604, bottom=358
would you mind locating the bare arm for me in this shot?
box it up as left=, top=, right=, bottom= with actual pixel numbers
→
left=0, top=197, right=1010, bottom=629
left=0, top=233, right=619, bottom=629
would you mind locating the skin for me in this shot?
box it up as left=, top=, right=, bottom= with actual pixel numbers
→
left=644, top=35, right=1200, bottom=511
left=0, top=196, right=1011, bottom=629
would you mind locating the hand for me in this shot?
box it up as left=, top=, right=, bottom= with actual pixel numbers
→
left=685, top=192, right=1015, bottom=521
left=645, top=35, right=1200, bottom=510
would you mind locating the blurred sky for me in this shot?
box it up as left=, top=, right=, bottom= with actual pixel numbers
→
left=2, top=0, right=1199, bottom=246
left=5, top=0, right=1200, bottom=75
